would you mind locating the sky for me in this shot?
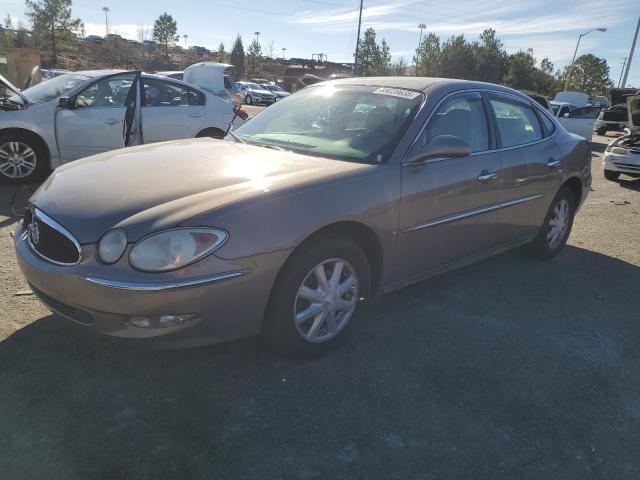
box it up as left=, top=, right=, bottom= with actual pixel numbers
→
left=3, top=0, right=640, bottom=87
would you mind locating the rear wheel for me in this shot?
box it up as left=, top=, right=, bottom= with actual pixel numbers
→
left=530, top=187, right=575, bottom=259
left=0, top=133, right=47, bottom=184
left=604, top=169, right=620, bottom=181
left=245, top=94, right=253, bottom=105
left=596, top=127, right=607, bottom=136
left=262, top=235, right=371, bottom=356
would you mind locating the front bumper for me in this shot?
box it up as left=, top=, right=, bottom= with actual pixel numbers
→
left=14, top=223, right=290, bottom=347
left=603, top=152, right=640, bottom=175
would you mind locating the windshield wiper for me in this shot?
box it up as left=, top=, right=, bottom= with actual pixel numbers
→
left=226, top=130, right=246, bottom=144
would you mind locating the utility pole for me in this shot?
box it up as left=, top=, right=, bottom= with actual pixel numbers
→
left=102, top=7, right=110, bottom=36
left=618, top=58, right=628, bottom=88
left=353, top=0, right=364, bottom=76
left=621, top=16, right=639, bottom=89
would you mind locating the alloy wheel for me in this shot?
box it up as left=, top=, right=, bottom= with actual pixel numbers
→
left=547, top=198, right=570, bottom=249
left=0, top=141, right=37, bottom=179
left=294, top=258, right=359, bottom=343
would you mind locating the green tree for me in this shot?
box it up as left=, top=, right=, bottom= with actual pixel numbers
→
left=355, top=27, right=379, bottom=76
left=25, top=0, right=83, bottom=65
left=504, top=50, right=538, bottom=90
left=391, top=57, right=408, bottom=76
left=473, top=28, right=508, bottom=83
left=440, top=35, right=476, bottom=79
left=246, top=38, right=262, bottom=75
left=370, top=38, right=392, bottom=75
left=152, top=12, right=178, bottom=59
left=217, top=42, right=226, bottom=62
left=2, top=15, right=15, bottom=46
left=230, top=34, right=245, bottom=79
left=536, top=57, right=556, bottom=96
left=414, top=32, right=441, bottom=77
left=562, top=54, right=613, bottom=97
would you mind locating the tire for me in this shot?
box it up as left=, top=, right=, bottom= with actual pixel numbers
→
left=0, top=133, right=48, bottom=184
left=530, top=187, right=575, bottom=259
left=596, top=127, right=607, bottom=136
left=245, top=94, right=253, bottom=105
left=604, top=169, right=620, bottom=181
left=262, top=235, right=371, bottom=356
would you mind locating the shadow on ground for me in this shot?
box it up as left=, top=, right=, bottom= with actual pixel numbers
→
left=1, top=246, right=640, bottom=479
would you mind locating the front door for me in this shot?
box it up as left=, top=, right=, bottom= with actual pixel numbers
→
left=558, top=106, right=601, bottom=140
left=141, top=77, right=206, bottom=142
left=397, top=92, right=502, bottom=278
left=55, top=72, right=140, bottom=161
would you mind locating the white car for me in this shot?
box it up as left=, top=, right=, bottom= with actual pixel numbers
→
left=550, top=101, right=601, bottom=141
left=603, top=94, right=640, bottom=181
left=0, top=70, right=245, bottom=183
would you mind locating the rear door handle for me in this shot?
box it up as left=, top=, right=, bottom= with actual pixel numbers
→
left=477, top=171, right=497, bottom=182
left=104, top=118, right=117, bottom=125
left=547, top=159, right=561, bottom=168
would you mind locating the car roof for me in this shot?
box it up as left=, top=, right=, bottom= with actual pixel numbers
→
left=550, top=101, right=572, bottom=106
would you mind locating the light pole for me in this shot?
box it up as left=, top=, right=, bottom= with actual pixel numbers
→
left=183, top=34, right=188, bottom=47
left=102, top=7, right=110, bottom=36
left=564, top=27, right=606, bottom=90
left=254, top=31, right=260, bottom=44
left=282, top=47, right=286, bottom=61
left=415, top=23, right=426, bottom=75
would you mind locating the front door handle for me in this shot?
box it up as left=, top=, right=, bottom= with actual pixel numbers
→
left=104, top=118, right=117, bottom=125
left=477, top=171, right=497, bottom=182
left=547, top=159, right=561, bottom=168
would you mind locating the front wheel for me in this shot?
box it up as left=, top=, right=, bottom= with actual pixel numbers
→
left=245, top=94, right=253, bottom=105
left=262, top=235, right=371, bottom=356
left=0, top=134, right=47, bottom=184
left=530, top=187, right=575, bottom=259
left=604, top=169, right=620, bottom=181
left=596, top=127, right=607, bottom=136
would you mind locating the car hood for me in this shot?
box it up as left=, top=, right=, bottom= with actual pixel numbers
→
left=30, top=138, right=370, bottom=243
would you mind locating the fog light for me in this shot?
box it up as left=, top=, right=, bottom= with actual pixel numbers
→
left=127, top=313, right=201, bottom=329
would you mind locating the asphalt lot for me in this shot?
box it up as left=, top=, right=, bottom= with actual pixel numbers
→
left=1, top=134, right=639, bottom=479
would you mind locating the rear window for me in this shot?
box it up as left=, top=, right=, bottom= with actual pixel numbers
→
left=489, top=95, right=543, bottom=148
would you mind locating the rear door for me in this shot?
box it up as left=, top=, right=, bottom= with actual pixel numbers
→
left=488, top=92, right=563, bottom=242
left=55, top=71, right=140, bottom=161
left=141, top=77, right=206, bottom=142
left=397, top=91, right=502, bottom=278
left=558, top=106, right=601, bottom=140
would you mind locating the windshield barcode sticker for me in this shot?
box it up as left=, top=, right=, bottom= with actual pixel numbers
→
left=373, top=87, right=420, bottom=99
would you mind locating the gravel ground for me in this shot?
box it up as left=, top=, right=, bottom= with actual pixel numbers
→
left=1, top=134, right=639, bottom=479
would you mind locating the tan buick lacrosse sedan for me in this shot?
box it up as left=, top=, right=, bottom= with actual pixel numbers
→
left=15, top=77, right=591, bottom=354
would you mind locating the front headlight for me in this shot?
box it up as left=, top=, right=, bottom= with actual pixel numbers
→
left=129, top=228, right=228, bottom=272
left=98, top=229, right=127, bottom=264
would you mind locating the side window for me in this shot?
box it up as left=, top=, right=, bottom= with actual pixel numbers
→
left=189, top=88, right=205, bottom=106
left=489, top=96, right=543, bottom=148
left=75, top=74, right=136, bottom=108
left=568, top=106, right=601, bottom=119
left=143, top=79, right=190, bottom=107
left=423, top=92, right=489, bottom=153
left=559, top=106, right=570, bottom=117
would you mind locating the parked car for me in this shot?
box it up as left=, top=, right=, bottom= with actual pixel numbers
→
left=594, top=103, right=629, bottom=136
left=85, top=35, right=104, bottom=44
left=550, top=100, right=601, bottom=140
left=264, top=83, right=290, bottom=101
left=182, top=62, right=239, bottom=102
left=142, top=40, right=157, bottom=51
left=0, top=71, right=245, bottom=183
left=14, top=78, right=590, bottom=355
left=236, top=82, right=275, bottom=105
left=250, top=78, right=271, bottom=85
left=602, top=93, right=640, bottom=180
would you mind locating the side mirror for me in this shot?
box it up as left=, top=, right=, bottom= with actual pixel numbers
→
left=57, top=96, right=74, bottom=109
left=405, top=135, right=471, bottom=165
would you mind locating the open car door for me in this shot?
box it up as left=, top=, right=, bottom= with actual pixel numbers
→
left=55, top=71, right=141, bottom=162
left=558, top=106, right=602, bottom=141
left=628, top=94, right=640, bottom=130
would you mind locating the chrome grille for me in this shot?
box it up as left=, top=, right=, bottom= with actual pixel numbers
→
left=27, top=208, right=82, bottom=266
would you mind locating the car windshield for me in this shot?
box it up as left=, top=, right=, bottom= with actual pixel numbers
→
left=9, top=74, right=89, bottom=104
left=268, top=85, right=283, bottom=92
left=247, top=83, right=267, bottom=91
left=233, top=84, right=423, bottom=163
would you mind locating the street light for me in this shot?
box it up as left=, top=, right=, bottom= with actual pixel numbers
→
left=254, top=31, right=260, bottom=43
left=565, top=27, right=607, bottom=89
left=415, top=24, right=426, bottom=75
left=282, top=47, right=287, bottom=61
left=183, top=34, right=188, bottom=47
left=102, top=7, right=110, bottom=36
